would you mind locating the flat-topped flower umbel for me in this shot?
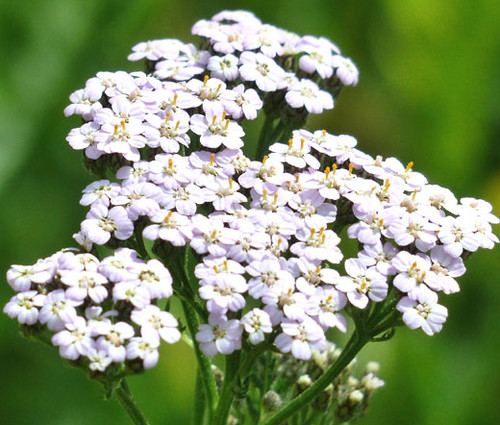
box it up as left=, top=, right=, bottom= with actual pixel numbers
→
left=4, top=9, right=498, bottom=425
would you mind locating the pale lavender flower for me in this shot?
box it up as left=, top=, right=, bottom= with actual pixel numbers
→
left=52, top=316, right=94, bottom=360
left=241, top=308, right=272, bottom=344
left=196, top=314, right=242, bottom=356
left=285, top=79, right=333, bottom=114
left=397, top=291, right=448, bottom=336
left=275, top=317, right=326, bottom=360
left=3, top=291, right=45, bottom=325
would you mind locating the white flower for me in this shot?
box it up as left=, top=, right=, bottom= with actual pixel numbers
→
left=285, top=79, right=333, bottom=114
left=113, top=281, right=151, bottom=309
left=87, top=348, right=113, bottom=372
left=80, top=180, right=120, bottom=208
left=225, top=84, right=263, bottom=120
left=196, top=314, right=242, bottom=356
left=131, top=305, right=181, bottom=344
left=81, top=205, right=134, bottom=245
left=239, top=52, right=286, bottom=92
left=126, top=337, right=160, bottom=369
left=275, top=317, right=326, bottom=360
left=190, top=103, right=244, bottom=149
left=60, top=270, right=109, bottom=304
left=94, top=321, right=135, bottom=362
left=207, top=54, right=240, bottom=81
left=269, top=137, right=320, bottom=169
left=336, top=259, right=388, bottom=309
left=39, top=289, right=80, bottom=331
left=307, top=286, right=348, bottom=332
left=332, top=55, right=359, bottom=86
left=241, top=308, right=272, bottom=344
left=52, top=317, right=94, bottom=360
left=397, top=291, right=448, bottom=335
left=3, top=291, right=45, bottom=325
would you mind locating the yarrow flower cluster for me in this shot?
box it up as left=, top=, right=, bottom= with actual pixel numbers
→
left=5, top=248, right=180, bottom=371
left=4, top=10, right=498, bottom=425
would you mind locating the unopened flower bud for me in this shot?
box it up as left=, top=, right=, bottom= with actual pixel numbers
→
left=365, top=361, right=380, bottom=374
left=296, top=374, right=313, bottom=392
left=348, top=389, right=365, bottom=406
left=262, top=391, right=282, bottom=412
left=227, top=415, right=238, bottom=425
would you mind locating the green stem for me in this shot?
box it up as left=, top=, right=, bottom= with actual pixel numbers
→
left=261, top=332, right=368, bottom=425
left=182, top=301, right=218, bottom=422
left=192, top=369, right=207, bottom=425
left=115, top=380, right=150, bottom=425
left=213, top=351, right=241, bottom=425
left=256, top=113, right=277, bottom=159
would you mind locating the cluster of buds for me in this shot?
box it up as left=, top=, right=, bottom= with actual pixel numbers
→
left=256, top=342, right=384, bottom=423
left=4, top=9, right=498, bottom=388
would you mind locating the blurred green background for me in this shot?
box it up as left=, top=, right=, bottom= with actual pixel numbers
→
left=1, top=0, right=499, bottom=424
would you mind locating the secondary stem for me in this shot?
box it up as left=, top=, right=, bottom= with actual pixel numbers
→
left=182, top=300, right=219, bottom=422
left=115, top=379, right=150, bottom=425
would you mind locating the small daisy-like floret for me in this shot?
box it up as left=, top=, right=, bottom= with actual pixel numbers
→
left=131, top=305, right=181, bottom=344
left=336, top=259, right=388, bottom=309
left=196, top=314, right=242, bottom=356
left=94, top=321, right=135, bottom=362
left=60, top=270, right=109, bottom=304
left=275, top=317, right=326, bottom=360
left=241, top=308, right=272, bottom=344
left=285, top=79, right=333, bottom=114
left=39, top=289, right=80, bottom=331
left=126, top=336, right=160, bottom=369
left=52, top=316, right=94, bottom=360
left=397, top=291, right=448, bottom=335
left=3, top=291, right=45, bottom=325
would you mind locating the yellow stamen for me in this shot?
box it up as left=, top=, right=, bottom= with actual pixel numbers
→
left=384, top=179, right=391, bottom=191
left=300, top=138, right=305, bottom=150
left=163, top=210, right=173, bottom=223
left=276, top=238, right=282, bottom=249
left=319, top=227, right=325, bottom=235
left=228, top=178, right=233, bottom=189
left=412, top=189, right=418, bottom=200
left=411, top=261, right=417, bottom=270
left=262, top=155, right=268, bottom=164
left=223, top=260, right=228, bottom=271
left=216, top=83, right=222, bottom=94
left=288, top=138, right=293, bottom=149
left=165, top=111, right=171, bottom=122
left=213, top=265, right=219, bottom=273
left=211, top=115, right=217, bottom=126
left=310, top=228, right=316, bottom=238
left=222, top=111, right=227, bottom=120
left=324, top=166, right=330, bottom=178
left=406, top=161, right=414, bottom=173
left=224, top=119, right=230, bottom=130
left=175, top=120, right=180, bottom=131
left=321, top=234, right=326, bottom=244
left=172, top=93, right=178, bottom=105
left=203, top=75, right=209, bottom=85
left=168, top=158, right=174, bottom=169
left=211, top=230, right=217, bottom=239
left=332, top=163, right=337, bottom=174
left=113, top=124, right=119, bottom=135
left=316, top=266, right=321, bottom=273
left=120, top=120, right=126, bottom=130
left=349, top=163, right=354, bottom=175
left=210, top=153, right=215, bottom=165
left=322, top=129, right=326, bottom=137
left=263, top=189, right=267, bottom=200
left=273, top=193, right=278, bottom=204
